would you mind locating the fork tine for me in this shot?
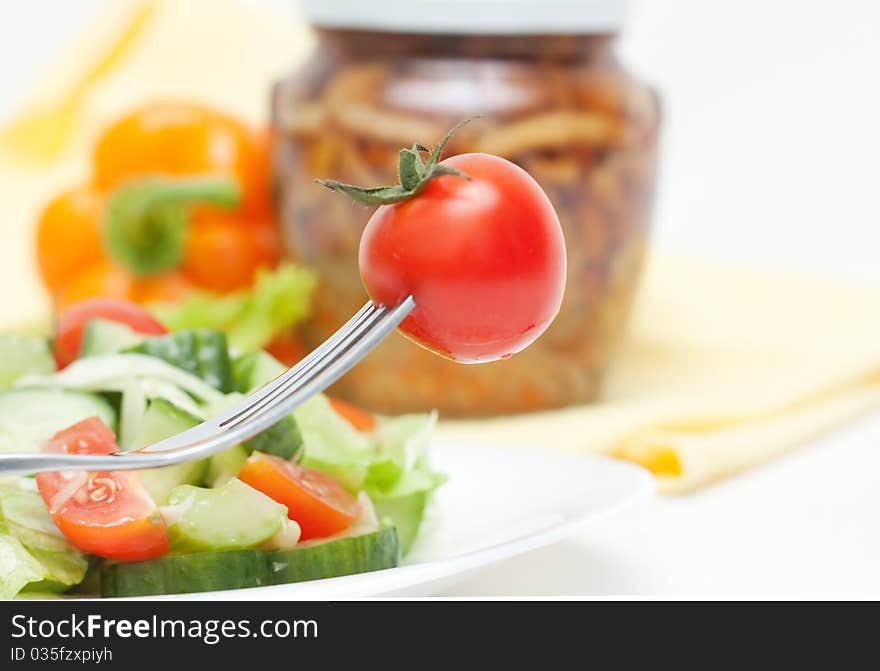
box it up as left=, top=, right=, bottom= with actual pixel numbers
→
left=220, top=298, right=410, bottom=433
left=219, top=301, right=377, bottom=427
left=134, top=302, right=381, bottom=455
left=220, top=303, right=389, bottom=429
left=218, top=302, right=385, bottom=428
left=0, top=297, right=414, bottom=474
left=146, top=297, right=412, bottom=453
left=137, top=297, right=413, bottom=455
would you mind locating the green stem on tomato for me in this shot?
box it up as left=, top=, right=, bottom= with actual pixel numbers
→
left=103, top=177, right=240, bottom=277
left=315, top=116, right=482, bottom=206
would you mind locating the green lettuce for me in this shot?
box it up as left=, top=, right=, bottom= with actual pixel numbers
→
left=150, top=263, right=316, bottom=352
left=0, top=485, right=88, bottom=599
left=0, top=334, right=55, bottom=389
left=293, top=395, right=443, bottom=554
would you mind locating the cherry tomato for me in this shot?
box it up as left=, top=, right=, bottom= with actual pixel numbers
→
left=328, top=397, right=376, bottom=432
left=35, top=418, right=168, bottom=561
left=183, top=211, right=278, bottom=292
left=92, top=101, right=270, bottom=216
left=35, top=188, right=105, bottom=293
left=55, top=261, right=134, bottom=311
left=54, top=298, right=167, bottom=368
left=358, top=153, right=566, bottom=363
left=237, top=454, right=359, bottom=541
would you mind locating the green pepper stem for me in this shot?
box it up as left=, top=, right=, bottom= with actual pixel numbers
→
left=103, top=177, right=240, bottom=277
left=139, top=178, right=240, bottom=210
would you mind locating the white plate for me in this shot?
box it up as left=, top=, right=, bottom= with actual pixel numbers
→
left=151, top=440, right=654, bottom=599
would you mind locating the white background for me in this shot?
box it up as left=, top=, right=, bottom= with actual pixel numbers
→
left=1, top=0, right=878, bottom=596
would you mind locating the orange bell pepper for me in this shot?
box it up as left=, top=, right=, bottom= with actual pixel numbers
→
left=35, top=102, right=278, bottom=306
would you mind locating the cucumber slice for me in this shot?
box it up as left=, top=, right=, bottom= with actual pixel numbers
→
left=164, top=479, right=288, bottom=552
left=269, top=526, right=399, bottom=584
left=373, top=491, right=428, bottom=555
left=244, top=414, right=303, bottom=461
left=232, top=350, right=285, bottom=392
left=217, top=392, right=303, bottom=461
left=98, top=528, right=399, bottom=597
left=129, top=398, right=207, bottom=504
left=126, top=329, right=234, bottom=392
left=205, top=445, right=249, bottom=487
left=78, top=319, right=144, bottom=358
left=100, top=549, right=270, bottom=597
left=228, top=350, right=304, bottom=461
left=0, top=334, right=55, bottom=389
left=233, top=351, right=305, bottom=460
left=0, top=388, right=115, bottom=453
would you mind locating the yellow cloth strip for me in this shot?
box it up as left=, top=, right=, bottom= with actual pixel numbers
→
left=0, top=0, right=156, bottom=163
left=437, top=256, right=880, bottom=492
left=1, top=0, right=878, bottom=493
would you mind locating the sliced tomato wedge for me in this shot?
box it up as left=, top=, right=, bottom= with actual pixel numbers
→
left=237, top=453, right=359, bottom=541
left=35, top=417, right=168, bottom=561
left=54, top=298, right=167, bottom=369
left=328, top=397, right=376, bottom=432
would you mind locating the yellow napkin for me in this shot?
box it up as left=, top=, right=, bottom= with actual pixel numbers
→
left=438, top=257, right=880, bottom=492
left=2, top=0, right=879, bottom=494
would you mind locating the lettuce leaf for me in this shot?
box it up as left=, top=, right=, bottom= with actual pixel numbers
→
left=293, top=395, right=443, bottom=554
left=0, top=522, right=44, bottom=599
left=295, top=397, right=441, bottom=496
left=0, top=485, right=88, bottom=598
left=150, top=263, right=316, bottom=352
left=0, top=334, right=55, bottom=389
left=295, top=395, right=376, bottom=491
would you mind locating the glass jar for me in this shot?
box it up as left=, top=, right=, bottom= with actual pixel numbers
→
left=272, top=0, right=660, bottom=417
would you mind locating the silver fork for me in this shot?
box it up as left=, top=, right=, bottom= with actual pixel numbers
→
left=0, top=297, right=415, bottom=476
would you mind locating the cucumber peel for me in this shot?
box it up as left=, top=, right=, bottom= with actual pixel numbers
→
left=99, top=527, right=399, bottom=597
left=126, top=329, right=235, bottom=393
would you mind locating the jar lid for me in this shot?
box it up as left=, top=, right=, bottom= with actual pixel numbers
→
left=301, top=0, right=631, bottom=35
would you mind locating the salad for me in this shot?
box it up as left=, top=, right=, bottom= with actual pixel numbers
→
left=0, top=298, right=441, bottom=598
left=2, top=118, right=566, bottom=599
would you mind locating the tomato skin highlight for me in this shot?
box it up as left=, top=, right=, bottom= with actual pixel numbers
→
left=35, top=418, right=168, bottom=561
left=238, top=454, right=359, bottom=541
left=54, top=298, right=167, bottom=368
left=358, top=153, right=566, bottom=363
